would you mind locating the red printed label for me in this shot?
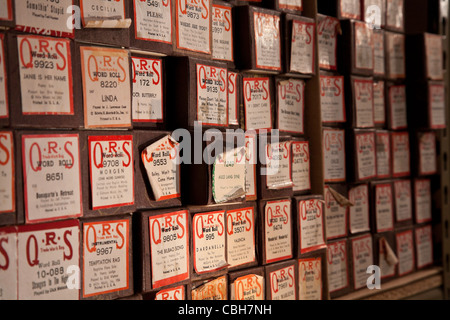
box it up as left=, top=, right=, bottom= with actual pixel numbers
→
left=231, top=274, right=264, bottom=300
left=375, top=184, right=394, bottom=232
left=323, top=129, right=346, bottom=182
left=425, top=34, right=444, bottom=80
left=80, top=0, right=126, bottom=26
left=134, top=0, right=173, bottom=44
left=228, top=72, right=238, bottom=125
left=386, top=32, right=405, bottom=78
left=419, top=132, right=437, bottom=175
left=348, top=184, right=370, bottom=234
left=340, top=0, right=361, bottom=19
left=290, top=20, right=315, bottom=74
left=391, top=132, right=410, bottom=177
left=266, top=142, right=293, bottom=190
left=324, top=186, right=347, bottom=240
left=389, top=85, right=407, bottom=130
left=354, top=22, right=374, bottom=70
left=396, top=230, right=414, bottom=276
left=254, top=12, right=281, bottom=71
left=212, top=5, right=233, bottom=62
left=354, top=79, right=374, bottom=128
left=376, top=132, right=391, bottom=178
left=243, top=78, right=272, bottom=131
left=394, top=180, right=412, bottom=222
left=245, top=133, right=257, bottom=199
left=191, top=275, right=227, bottom=300
left=415, top=179, right=432, bottom=224
left=155, top=286, right=185, bottom=300
left=318, top=15, right=339, bottom=70
left=355, top=132, right=376, bottom=180
left=298, top=257, right=322, bottom=300
left=269, top=265, right=296, bottom=300
left=265, top=200, right=293, bottom=264
left=291, top=141, right=310, bottom=193
left=0, top=34, right=7, bottom=118
left=320, top=75, right=345, bottom=123
left=373, top=81, right=385, bottom=124
left=0, top=0, right=12, bottom=21
left=277, top=79, right=304, bottom=134
left=298, top=199, right=326, bottom=254
left=0, top=132, right=14, bottom=214
left=226, top=207, right=256, bottom=268
left=89, top=135, right=134, bottom=210
left=279, top=0, right=302, bottom=11
left=415, top=225, right=433, bottom=269
left=327, top=240, right=348, bottom=293
left=386, top=0, right=404, bottom=31
left=0, top=227, right=17, bottom=300
left=373, top=31, right=385, bottom=75
left=352, top=235, right=373, bottom=290
left=428, top=83, right=446, bottom=129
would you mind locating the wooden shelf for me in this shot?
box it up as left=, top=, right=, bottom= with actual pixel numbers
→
left=334, top=267, right=443, bottom=300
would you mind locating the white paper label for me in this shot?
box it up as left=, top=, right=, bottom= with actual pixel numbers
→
left=226, top=207, right=256, bottom=268
left=0, top=0, right=12, bottom=21
left=212, top=5, right=233, bottom=62
left=352, top=235, right=373, bottom=290
left=419, top=132, right=437, bottom=175
left=318, top=15, right=339, bottom=70
left=17, top=35, right=73, bottom=115
left=89, top=135, right=134, bottom=210
left=320, top=75, right=345, bottom=123
left=0, top=34, right=7, bottom=118
left=266, top=142, right=293, bottom=190
left=243, top=77, right=272, bottom=131
left=176, top=0, right=211, bottom=54
left=278, top=79, right=304, bottom=134
left=291, top=141, right=311, bottom=192
left=80, top=0, right=126, bottom=24
left=245, top=133, right=257, bottom=199
left=298, top=199, right=326, bottom=253
left=149, top=210, right=189, bottom=288
left=425, top=34, right=444, bottom=80
left=394, top=180, right=412, bottom=222
left=191, top=276, right=227, bottom=300
left=15, top=0, right=74, bottom=38
left=396, top=230, right=414, bottom=276
left=429, top=83, right=446, bottom=129
left=415, top=179, right=432, bottom=224
left=298, top=258, right=322, bottom=300
left=327, top=240, right=348, bottom=293
left=254, top=12, right=281, bottom=71
left=265, top=200, right=292, bottom=264
left=228, top=72, right=239, bottom=125
left=134, top=0, right=172, bottom=44
left=324, top=187, right=347, bottom=240
left=0, top=228, right=17, bottom=300
left=197, top=64, right=228, bottom=126
left=83, top=219, right=129, bottom=297
left=354, top=22, right=374, bottom=70
left=141, top=135, right=180, bottom=201
left=323, top=129, right=346, bottom=182
left=22, top=134, right=82, bottom=223
left=386, top=32, right=405, bottom=78
left=213, top=147, right=246, bottom=203
left=279, top=0, right=302, bottom=11
left=131, top=56, right=163, bottom=123
left=375, top=184, right=394, bottom=232
left=155, top=286, right=185, bottom=300
left=17, top=221, right=80, bottom=300
left=80, top=47, right=131, bottom=128
left=373, top=31, right=385, bottom=75
left=340, top=0, right=361, bottom=19
left=290, top=19, right=315, bottom=74
left=0, top=132, right=14, bottom=214
left=193, top=211, right=227, bottom=274
left=373, top=81, right=385, bottom=124
left=231, top=274, right=264, bottom=300
left=354, top=79, right=374, bottom=128
left=364, top=0, right=385, bottom=28
left=389, top=85, right=407, bottom=130
left=392, top=132, right=410, bottom=177
left=356, top=132, right=376, bottom=180
left=269, top=265, right=296, bottom=300
left=348, top=185, right=370, bottom=234
left=415, top=225, right=433, bottom=269
left=386, top=0, right=404, bottom=31
left=376, top=132, right=390, bottom=178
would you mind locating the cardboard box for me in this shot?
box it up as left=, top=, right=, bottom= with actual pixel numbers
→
left=228, top=266, right=265, bottom=300
left=133, top=208, right=191, bottom=293
left=323, top=127, right=346, bottom=183
left=414, top=224, right=434, bottom=270
left=17, top=219, right=80, bottom=300
left=345, top=76, right=375, bottom=129
left=75, top=42, right=132, bottom=129
left=346, top=129, right=377, bottom=183
left=7, top=33, right=82, bottom=129
left=212, top=1, right=235, bottom=69
left=404, top=0, right=441, bottom=35
left=391, top=131, right=410, bottom=178
left=338, top=20, right=374, bottom=77
left=233, top=5, right=282, bottom=74
left=318, top=0, right=361, bottom=20
left=0, top=226, right=17, bottom=300
left=317, top=14, right=340, bottom=71
left=258, top=198, right=294, bottom=266
left=80, top=214, right=134, bottom=300
left=297, top=249, right=329, bottom=300
left=189, top=274, right=228, bottom=300
left=73, top=0, right=131, bottom=47
left=406, top=80, right=446, bottom=130
left=324, top=185, right=348, bottom=241
left=385, top=31, right=406, bottom=80
left=130, top=53, right=166, bottom=130
left=14, top=131, right=83, bottom=225
left=349, top=233, right=374, bottom=291
left=293, top=195, right=326, bottom=256
left=370, top=180, right=395, bottom=234
left=291, top=139, right=311, bottom=195
left=413, top=178, right=433, bottom=225
left=395, top=227, right=416, bottom=277
left=282, top=14, right=316, bottom=76
left=0, top=0, right=14, bottom=28
left=173, top=0, right=212, bottom=59
left=264, top=259, right=298, bottom=300
left=79, top=131, right=136, bottom=218
left=386, top=82, right=407, bottom=131
left=372, top=231, right=397, bottom=282
left=375, top=130, right=391, bottom=179
left=0, top=32, right=9, bottom=128
left=385, top=0, right=405, bottom=32
left=0, top=130, right=16, bottom=226
left=134, top=130, right=182, bottom=210
left=373, top=80, right=386, bottom=127
left=393, top=179, right=413, bottom=228
left=166, top=56, right=229, bottom=131
left=320, top=72, right=346, bottom=126
left=327, top=238, right=352, bottom=299
left=128, top=0, right=174, bottom=55
left=348, top=183, right=371, bottom=235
